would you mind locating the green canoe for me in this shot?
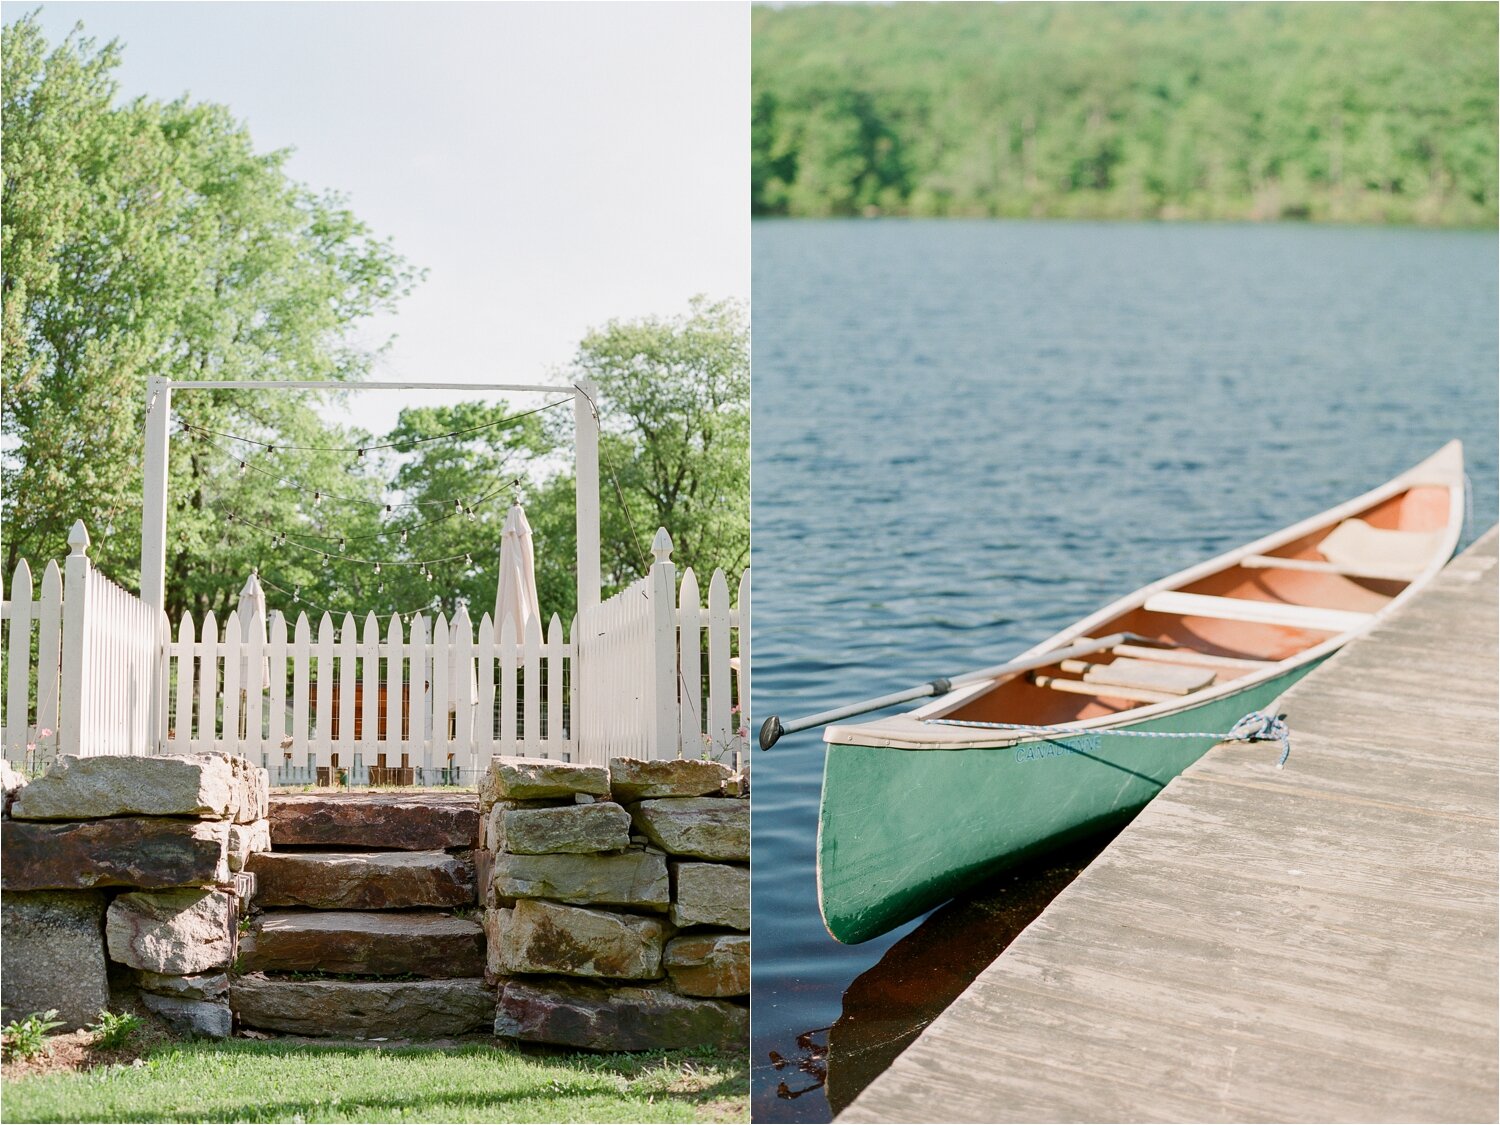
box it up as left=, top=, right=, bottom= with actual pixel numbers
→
left=817, top=443, right=1466, bottom=944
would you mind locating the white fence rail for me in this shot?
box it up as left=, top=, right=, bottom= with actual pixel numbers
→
left=2, top=523, right=746, bottom=783
left=2, top=522, right=166, bottom=770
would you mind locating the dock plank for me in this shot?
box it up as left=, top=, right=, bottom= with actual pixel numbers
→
left=839, top=527, right=1498, bottom=1124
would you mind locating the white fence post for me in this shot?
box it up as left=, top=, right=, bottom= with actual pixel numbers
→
left=574, top=378, right=602, bottom=614
left=59, top=521, right=93, bottom=758
left=649, top=528, right=678, bottom=759
left=140, top=377, right=171, bottom=614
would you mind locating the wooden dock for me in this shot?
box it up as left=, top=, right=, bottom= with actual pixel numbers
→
left=840, top=526, right=1498, bottom=1124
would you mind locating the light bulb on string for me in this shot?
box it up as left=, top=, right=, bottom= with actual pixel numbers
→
left=293, top=587, right=300, bottom=603
left=239, top=460, right=248, bottom=476
left=400, top=529, right=408, bottom=544
left=466, top=507, right=475, bottom=522
left=314, top=491, right=322, bottom=507
left=464, top=554, right=472, bottom=567
left=373, top=562, right=381, bottom=575
left=453, top=499, right=462, bottom=514
left=385, top=503, right=393, bottom=518
left=338, top=537, right=346, bottom=553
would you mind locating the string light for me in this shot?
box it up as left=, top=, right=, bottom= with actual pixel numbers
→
left=255, top=574, right=461, bottom=625
left=220, top=501, right=484, bottom=572
left=187, top=423, right=522, bottom=516
left=178, top=397, right=569, bottom=456
left=212, top=477, right=520, bottom=552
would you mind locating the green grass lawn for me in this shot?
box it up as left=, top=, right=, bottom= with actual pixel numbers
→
left=2, top=1039, right=748, bottom=1123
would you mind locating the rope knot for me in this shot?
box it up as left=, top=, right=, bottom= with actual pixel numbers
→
left=1225, top=710, right=1291, bottom=768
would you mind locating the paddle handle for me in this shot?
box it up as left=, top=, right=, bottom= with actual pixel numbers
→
left=758, top=632, right=1138, bottom=750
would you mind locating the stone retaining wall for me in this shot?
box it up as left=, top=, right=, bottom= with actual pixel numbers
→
left=1, top=753, right=270, bottom=1036
left=479, top=755, right=749, bottom=1052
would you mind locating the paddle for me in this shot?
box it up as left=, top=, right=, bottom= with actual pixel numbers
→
left=758, top=631, right=1146, bottom=750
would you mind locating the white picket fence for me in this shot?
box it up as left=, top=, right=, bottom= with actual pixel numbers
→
left=1, top=522, right=167, bottom=769
left=1, top=522, right=748, bottom=784
left=575, top=529, right=748, bottom=766
left=164, top=605, right=574, bottom=784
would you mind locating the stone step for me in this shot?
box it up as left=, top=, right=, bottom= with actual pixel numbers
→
left=246, top=851, right=473, bottom=910
left=231, top=975, right=492, bottom=1038
left=240, top=910, right=484, bottom=978
left=268, top=792, right=477, bottom=851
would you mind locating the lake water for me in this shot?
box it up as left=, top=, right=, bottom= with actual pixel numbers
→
left=749, top=219, right=1498, bottom=1123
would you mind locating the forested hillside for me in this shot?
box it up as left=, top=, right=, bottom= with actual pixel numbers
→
left=752, top=3, right=1497, bottom=225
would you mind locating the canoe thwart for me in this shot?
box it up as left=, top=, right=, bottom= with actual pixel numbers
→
left=1142, top=591, right=1374, bottom=634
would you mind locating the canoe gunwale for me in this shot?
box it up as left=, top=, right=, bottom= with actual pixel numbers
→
left=824, top=442, right=1465, bottom=753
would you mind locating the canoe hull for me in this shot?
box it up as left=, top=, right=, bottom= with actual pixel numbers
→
left=816, top=661, right=1319, bottom=944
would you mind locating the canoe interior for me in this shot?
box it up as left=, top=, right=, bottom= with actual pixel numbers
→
left=935, top=480, right=1456, bottom=728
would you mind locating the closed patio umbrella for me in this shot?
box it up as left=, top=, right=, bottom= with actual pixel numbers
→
left=236, top=572, right=271, bottom=741
left=494, top=502, right=541, bottom=666
left=237, top=572, right=271, bottom=690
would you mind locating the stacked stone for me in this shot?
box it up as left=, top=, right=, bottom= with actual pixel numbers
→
left=479, top=755, right=749, bottom=1051
left=1, top=753, right=270, bottom=1037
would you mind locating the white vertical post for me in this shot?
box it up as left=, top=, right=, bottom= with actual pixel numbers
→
left=60, top=521, right=93, bottom=758
left=140, top=377, right=172, bottom=613
left=649, top=528, right=677, bottom=759
left=574, top=379, right=601, bottom=613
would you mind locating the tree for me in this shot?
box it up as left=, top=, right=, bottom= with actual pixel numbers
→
left=1, top=15, right=419, bottom=621
left=528, top=298, right=750, bottom=623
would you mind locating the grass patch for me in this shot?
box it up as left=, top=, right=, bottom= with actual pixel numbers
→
left=1, top=1038, right=747, bottom=1123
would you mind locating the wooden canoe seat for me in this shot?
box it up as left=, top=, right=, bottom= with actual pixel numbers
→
left=1109, top=643, right=1273, bottom=672
left=1058, top=656, right=1215, bottom=695
left=1030, top=674, right=1175, bottom=705
left=1241, top=519, right=1443, bottom=583
left=1142, top=590, right=1373, bottom=634
left=1316, top=518, right=1443, bottom=582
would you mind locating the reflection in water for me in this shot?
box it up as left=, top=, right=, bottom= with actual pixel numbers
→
left=771, top=830, right=1120, bottom=1116
left=768, top=1026, right=830, bottom=1100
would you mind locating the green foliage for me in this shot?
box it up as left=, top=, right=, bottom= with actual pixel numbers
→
left=752, top=2, right=1499, bottom=226
left=87, top=1010, right=143, bottom=1050
left=1, top=14, right=419, bottom=620
left=1, top=16, right=746, bottom=638
left=529, top=297, right=750, bottom=620
left=2, top=1009, right=63, bottom=1060
left=1, top=1039, right=748, bottom=1123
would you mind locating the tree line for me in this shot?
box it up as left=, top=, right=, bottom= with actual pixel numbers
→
left=2, top=15, right=747, bottom=627
left=753, top=2, right=1498, bottom=226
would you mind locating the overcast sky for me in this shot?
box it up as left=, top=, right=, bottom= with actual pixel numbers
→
left=21, top=1, right=749, bottom=436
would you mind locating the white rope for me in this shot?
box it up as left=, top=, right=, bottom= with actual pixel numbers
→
left=924, top=710, right=1292, bottom=768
